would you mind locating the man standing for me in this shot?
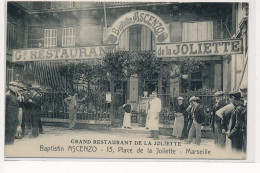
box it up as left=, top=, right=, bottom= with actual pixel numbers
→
left=210, top=91, right=227, bottom=148
left=21, top=85, right=32, bottom=136
left=186, top=96, right=195, bottom=137
left=25, top=84, right=42, bottom=138
left=226, top=91, right=244, bottom=152
left=147, top=91, right=161, bottom=140
left=15, top=83, right=25, bottom=139
left=172, top=97, right=186, bottom=139
left=65, top=92, right=87, bottom=130
left=240, top=87, right=247, bottom=153
left=5, top=83, right=19, bottom=144
left=186, top=97, right=204, bottom=145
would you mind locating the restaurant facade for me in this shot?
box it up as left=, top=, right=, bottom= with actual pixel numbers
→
left=6, top=1, right=248, bottom=129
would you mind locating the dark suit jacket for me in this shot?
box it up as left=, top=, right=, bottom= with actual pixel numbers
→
left=228, top=106, right=244, bottom=140
left=192, top=104, right=204, bottom=124
left=211, top=101, right=227, bottom=131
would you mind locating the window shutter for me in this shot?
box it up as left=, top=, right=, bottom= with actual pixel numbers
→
left=182, top=21, right=213, bottom=42
left=44, top=29, right=57, bottom=48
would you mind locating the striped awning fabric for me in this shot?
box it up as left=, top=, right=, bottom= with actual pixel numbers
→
left=32, top=61, right=66, bottom=90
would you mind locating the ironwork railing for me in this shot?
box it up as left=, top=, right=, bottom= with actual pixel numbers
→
left=40, top=91, right=110, bottom=124
left=159, top=95, right=215, bottom=127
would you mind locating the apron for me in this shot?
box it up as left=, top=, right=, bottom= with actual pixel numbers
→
left=173, top=114, right=184, bottom=137
left=123, top=112, right=131, bottom=127
left=147, top=98, right=161, bottom=131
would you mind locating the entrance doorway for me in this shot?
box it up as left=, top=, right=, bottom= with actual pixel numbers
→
left=119, top=25, right=156, bottom=111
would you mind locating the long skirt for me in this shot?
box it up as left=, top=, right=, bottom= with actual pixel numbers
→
left=173, top=115, right=184, bottom=138
left=123, top=112, right=131, bottom=128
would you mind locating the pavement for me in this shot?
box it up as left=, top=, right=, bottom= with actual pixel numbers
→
left=4, top=125, right=246, bottom=159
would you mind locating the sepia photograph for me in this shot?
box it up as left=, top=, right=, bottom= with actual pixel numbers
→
left=4, top=0, right=249, bottom=160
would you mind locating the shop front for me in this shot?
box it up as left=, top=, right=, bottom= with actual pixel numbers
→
left=10, top=3, right=245, bottom=131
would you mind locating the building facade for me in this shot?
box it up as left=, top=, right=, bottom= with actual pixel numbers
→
left=6, top=1, right=248, bottom=126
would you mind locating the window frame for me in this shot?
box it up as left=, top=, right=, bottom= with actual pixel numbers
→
left=62, top=27, right=76, bottom=47
left=44, top=29, right=57, bottom=48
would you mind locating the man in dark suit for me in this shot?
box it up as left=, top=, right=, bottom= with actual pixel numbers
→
left=186, top=97, right=204, bottom=145
left=5, top=84, right=19, bottom=144
left=210, top=91, right=227, bottom=148
left=24, top=84, right=43, bottom=138
left=240, top=87, right=247, bottom=153
left=226, top=91, right=244, bottom=152
left=186, top=96, right=195, bottom=137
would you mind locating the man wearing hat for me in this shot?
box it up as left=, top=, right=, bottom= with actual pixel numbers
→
left=24, top=84, right=43, bottom=137
left=21, top=85, right=31, bottom=136
left=15, top=83, right=25, bottom=139
left=226, top=91, right=244, bottom=151
left=65, top=92, right=87, bottom=130
left=240, top=87, right=247, bottom=153
left=186, top=96, right=196, bottom=138
left=147, top=91, right=161, bottom=140
left=210, top=91, right=227, bottom=148
left=5, top=83, right=19, bottom=144
left=186, top=96, right=205, bottom=145
left=171, top=97, right=187, bottom=139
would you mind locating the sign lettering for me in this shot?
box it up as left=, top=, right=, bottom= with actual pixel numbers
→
left=12, top=46, right=117, bottom=62
left=108, top=10, right=170, bottom=44
left=156, top=39, right=243, bottom=58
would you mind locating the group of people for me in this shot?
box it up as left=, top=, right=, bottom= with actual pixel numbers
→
left=211, top=88, right=247, bottom=153
left=170, top=87, right=247, bottom=151
left=5, top=81, right=44, bottom=145
left=171, top=96, right=204, bottom=146
left=121, top=91, right=162, bottom=139
left=121, top=88, right=247, bottom=152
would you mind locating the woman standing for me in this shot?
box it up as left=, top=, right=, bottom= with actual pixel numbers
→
left=122, top=100, right=132, bottom=129
left=172, top=97, right=186, bottom=139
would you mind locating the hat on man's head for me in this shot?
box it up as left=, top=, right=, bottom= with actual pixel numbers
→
left=229, top=91, right=242, bottom=100
left=240, top=86, right=247, bottom=92
left=177, top=96, right=184, bottom=100
left=9, top=81, right=19, bottom=86
left=192, top=97, right=201, bottom=102
left=214, top=91, right=224, bottom=97
left=31, top=84, right=41, bottom=89
left=189, top=96, right=196, bottom=102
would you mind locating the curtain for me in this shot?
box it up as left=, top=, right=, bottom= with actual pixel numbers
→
left=118, top=28, right=129, bottom=51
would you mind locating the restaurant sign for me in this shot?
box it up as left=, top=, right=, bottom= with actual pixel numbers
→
left=156, top=39, right=243, bottom=58
left=12, top=45, right=117, bottom=62
left=108, top=10, right=170, bottom=44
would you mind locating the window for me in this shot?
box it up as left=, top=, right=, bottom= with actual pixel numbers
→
left=7, top=22, right=23, bottom=49
left=70, top=1, right=78, bottom=8
left=7, top=22, right=15, bottom=49
left=44, top=29, right=57, bottom=48
left=62, top=27, right=76, bottom=47
left=182, top=21, right=213, bottom=42
left=190, top=71, right=203, bottom=91
left=6, top=69, right=13, bottom=84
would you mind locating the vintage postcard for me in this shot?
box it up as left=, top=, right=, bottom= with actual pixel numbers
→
left=4, top=0, right=250, bottom=160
